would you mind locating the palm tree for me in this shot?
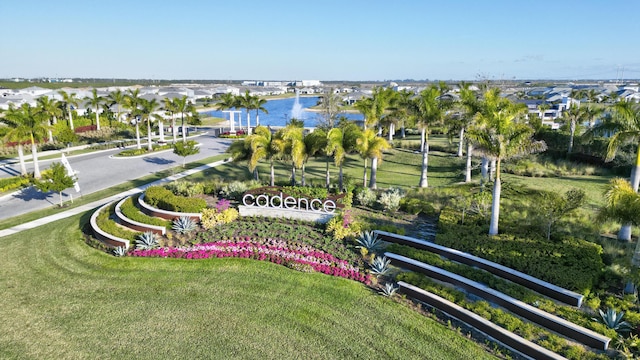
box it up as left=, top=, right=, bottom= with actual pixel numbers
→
left=35, top=96, right=62, bottom=142
left=124, top=89, right=143, bottom=149
left=173, top=96, right=191, bottom=142
left=301, top=129, right=327, bottom=186
left=85, top=89, right=104, bottom=130
left=2, top=104, right=50, bottom=179
left=277, top=125, right=305, bottom=186
left=163, top=97, right=178, bottom=143
left=414, top=86, right=447, bottom=188
left=537, top=102, right=550, bottom=122
left=588, top=101, right=640, bottom=241
left=237, top=90, right=255, bottom=135
left=325, top=121, right=361, bottom=190
left=467, top=89, right=547, bottom=235
left=58, top=90, right=79, bottom=131
left=246, top=125, right=280, bottom=186
left=561, top=103, right=588, bottom=154
left=139, top=98, right=160, bottom=151
left=599, top=178, right=640, bottom=265
left=459, top=85, right=482, bottom=182
left=355, top=97, right=376, bottom=130
left=107, top=89, right=126, bottom=124
left=356, top=128, right=391, bottom=189
left=252, top=96, right=268, bottom=128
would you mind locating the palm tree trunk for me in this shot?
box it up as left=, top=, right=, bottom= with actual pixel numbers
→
left=325, top=158, right=330, bottom=189
left=147, top=120, right=153, bottom=151
left=339, top=163, right=344, bottom=191
left=256, top=111, right=260, bottom=127
left=96, top=109, right=101, bottom=130
left=48, top=130, right=53, bottom=143
left=301, top=163, right=306, bottom=187
left=31, top=140, right=41, bottom=179
left=68, top=109, right=74, bottom=131
left=388, top=123, right=394, bottom=142
left=619, top=149, right=640, bottom=242
left=253, top=168, right=259, bottom=181
left=465, top=142, right=473, bottom=182
left=135, top=122, right=141, bottom=150
left=419, top=141, right=429, bottom=188
left=568, top=121, right=576, bottom=154
left=457, top=127, right=465, bottom=157
left=481, top=157, right=489, bottom=182
left=489, top=160, right=502, bottom=236
left=270, top=160, right=275, bottom=187
left=362, top=158, right=368, bottom=187
left=401, top=121, right=406, bottom=138
left=247, top=112, right=251, bottom=135
left=182, top=125, right=187, bottom=142
left=490, top=159, right=496, bottom=181
left=420, top=128, right=426, bottom=152
left=17, top=145, right=27, bottom=176
left=172, top=116, right=177, bottom=143
left=291, top=164, right=296, bottom=186
left=369, top=157, right=378, bottom=189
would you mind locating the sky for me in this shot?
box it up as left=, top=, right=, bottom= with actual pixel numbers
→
left=1, top=0, right=639, bottom=81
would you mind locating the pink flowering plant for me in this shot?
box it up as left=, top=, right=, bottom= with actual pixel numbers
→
left=130, top=237, right=370, bottom=284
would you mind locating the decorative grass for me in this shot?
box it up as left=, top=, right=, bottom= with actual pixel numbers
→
left=0, top=215, right=496, bottom=359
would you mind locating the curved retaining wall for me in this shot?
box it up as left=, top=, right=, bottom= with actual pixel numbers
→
left=374, top=230, right=584, bottom=308
left=137, top=193, right=201, bottom=222
left=115, top=196, right=166, bottom=236
left=386, top=252, right=610, bottom=350
left=90, top=201, right=130, bottom=249
left=397, top=281, right=567, bottom=360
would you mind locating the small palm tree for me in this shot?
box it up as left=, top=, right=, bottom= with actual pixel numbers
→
left=246, top=125, right=279, bottom=185
left=599, top=178, right=640, bottom=265
left=58, top=90, right=79, bottom=131
left=356, top=128, right=391, bottom=189
left=2, top=104, right=50, bottom=178
left=301, top=129, right=327, bottom=186
left=252, top=96, right=268, bottom=127
left=107, top=89, right=126, bottom=124
left=85, top=89, right=104, bottom=130
left=173, top=95, right=192, bottom=142
left=139, top=98, right=160, bottom=151
left=277, top=125, right=305, bottom=186
left=237, top=90, right=255, bottom=134
left=413, top=86, right=446, bottom=188
left=35, top=95, right=62, bottom=142
left=561, top=103, right=588, bottom=154
left=124, top=89, right=143, bottom=149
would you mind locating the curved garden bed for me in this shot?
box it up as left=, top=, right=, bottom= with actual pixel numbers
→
left=90, top=201, right=131, bottom=249
left=115, top=196, right=167, bottom=235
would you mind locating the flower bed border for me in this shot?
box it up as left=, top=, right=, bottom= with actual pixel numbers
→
left=138, top=193, right=201, bottom=222
left=115, top=196, right=166, bottom=235
left=90, top=201, right=130, bottom=249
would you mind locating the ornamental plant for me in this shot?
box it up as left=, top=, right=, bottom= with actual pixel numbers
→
left=201, top=207, right=239, bottom=229
left=326, top=210, right=362, bottom=240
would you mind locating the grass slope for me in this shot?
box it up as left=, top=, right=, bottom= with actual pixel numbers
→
left=0, top=215, right=495, bottom=360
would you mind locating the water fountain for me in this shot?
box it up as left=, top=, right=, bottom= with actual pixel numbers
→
left=290, top=89, right=304, bottom=120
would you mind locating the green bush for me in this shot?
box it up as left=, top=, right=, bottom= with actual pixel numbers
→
left=118, top=144, right=172, bottom=157
left=0, top=176, right=30, bottom=193
left=120, top=196, right=171, bottom=228
left=166, top=181, right=204, bottom=197
left=96, top=203, right=140, bottom=241
left=144, top=186, right=207, bottom=213
left=436, top=208, right=604, bottom=293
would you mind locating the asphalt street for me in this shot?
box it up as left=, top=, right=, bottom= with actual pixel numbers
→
left=0, top=133, right=233, bottom=219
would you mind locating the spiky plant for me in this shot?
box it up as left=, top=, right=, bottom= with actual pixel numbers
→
left=355, top=231, right=383, bottom=254
left=172, top=216, right=197, bottom=234
left=135, top=231, right=159, bottom=250
left=370, top=256, right=391, bottom=277
left=112, top=246, right=127, bottom=257
left=379, top=282, right=399, bottom=297
left=594, top=308, right=632, bottom=333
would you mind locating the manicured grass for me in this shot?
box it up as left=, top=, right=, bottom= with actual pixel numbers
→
left=0, top=216, right=496, bottom=359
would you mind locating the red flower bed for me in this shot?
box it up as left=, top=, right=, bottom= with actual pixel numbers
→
left=74, top=125, right=97, bottom=133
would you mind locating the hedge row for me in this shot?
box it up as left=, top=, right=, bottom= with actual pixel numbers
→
left=387, top=243, right=616, bottom=338
left=0, top=176, right=30, bottom=193
left=120, top=196, right=172, bottom=229
left=436, top=208, right=604, bottom=293
left=96, top=203, right=140, bottom=241
left=396, top=272, right=609, bottom=360
left=144, top=186, right=207, bottom=213
left=118, top=144, right=172, bottom=157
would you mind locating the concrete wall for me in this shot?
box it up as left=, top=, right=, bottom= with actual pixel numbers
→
left=238, top=205, right=336, bottom=224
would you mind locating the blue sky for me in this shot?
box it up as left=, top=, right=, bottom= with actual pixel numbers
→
left=2, top=0, right=639, bottom=81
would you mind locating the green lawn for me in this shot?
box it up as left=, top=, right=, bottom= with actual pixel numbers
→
left=0, top=216, right=496, bottom=359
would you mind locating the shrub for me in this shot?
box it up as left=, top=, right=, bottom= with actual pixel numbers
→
left=356, top=187, right=377, bottom=207
left=326, top=211, right=362, bottom=240
left=355, top=231, right=383, bottom=254
left=96, top=204, right=140, bottom=241
left=379, top=282, right=399, bottom=297
left=144, top=186, right=207, bottom=213
left=594, top=308, right=632, bottom=333
left=201, top=208, right=239, bottom=229
left=113, top=246, right=127, bottom=257
left=378, top=187, right=404, bottom=212
left=220, top=181, right=249, bottom=201
left=120, top=197, right=171, bottom=228
left=135, top=232, right=159, bottom=250
left=166, top=181, right=204, bottom=197
left=369, top=256, right=391, bottom=277
left=0, top=176, right=30, bottom=193
left=172, top=216, right=198, bottom=234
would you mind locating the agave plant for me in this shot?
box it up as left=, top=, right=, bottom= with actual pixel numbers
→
left=112, top=246, right=127, bottom=257
left=379, top=282, right=399, bottom=297
left=172, top=216, right=197, bottom=234
left=594, top=308, right=632, bottom=333
left=370, top=256, right=391, bottom=277
left=356, top=231, right=383, bottom=253
left=135, top=232, right=159, bottom=250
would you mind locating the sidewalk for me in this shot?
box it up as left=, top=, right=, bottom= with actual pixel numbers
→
left=0, top=157, right=231, bottom=238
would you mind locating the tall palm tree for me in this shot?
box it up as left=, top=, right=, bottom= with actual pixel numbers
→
left=173, top=96, right=192, bottom=142
left=35, top=95, right=62, bottom=142
left=356, top=128, right=391, bottom=189
left=58, top=90, right=79, bottom=131
left=276, top=125, right=305, bottom=186
left=459, top=84, right=482, bottom=182
left=2, top=104, right=50, bottom=179
left=124, top=89, right=143, bottom=149
left=414, top=86, right=447, bottom=188
left=139, top=98, right=160, bottom=151
left=355, top=97, right=376, bottom=130
left=163, top=98, right=178, bottom=143
left=588, top=101, right=640, bottom=241
left=107, top=89, right=126, bottom=124
left=467, top=89, right=546, bottom=235
left=85, top=89, right=104, bottom=130
left=599, top=178, right=640, bottom=265
left=252, top=96, right=268, bottom=128
left=561, top=103, right=588, bottom=154
left=215, top=92, right=239, bottom=131
left=237, top=90, right=255, bottom=135
left=246, top=125, right=284, bottom=186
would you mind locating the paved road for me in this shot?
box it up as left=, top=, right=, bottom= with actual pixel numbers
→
left=0, top=133, right=233, bottom=219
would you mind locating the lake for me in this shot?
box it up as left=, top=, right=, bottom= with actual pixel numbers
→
left=201, top=96, right=363, bottom=128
